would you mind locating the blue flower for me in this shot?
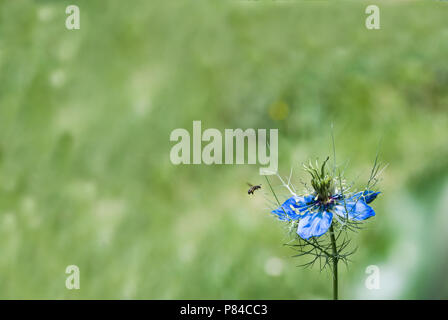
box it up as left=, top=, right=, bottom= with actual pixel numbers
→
left=271, top=191, right=380, bottom=240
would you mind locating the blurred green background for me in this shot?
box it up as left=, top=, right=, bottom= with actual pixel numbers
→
left=0, top=0, right=447, bottom=299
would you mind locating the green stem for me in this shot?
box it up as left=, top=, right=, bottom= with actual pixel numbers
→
left=329, top=224, right=338, bottom=300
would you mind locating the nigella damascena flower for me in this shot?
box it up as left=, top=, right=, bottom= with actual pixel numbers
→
left=271, top=158, right=380, bottom=240
left=265, top=154, right=383, bottom=300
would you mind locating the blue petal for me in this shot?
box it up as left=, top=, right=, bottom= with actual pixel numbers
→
left=296, top=195, right=316, bottom=210
left=271, top=208, right=292, bottom=221
left=333, top=200, right=375, bottom=221
left=271, top=197, right=299, bottom=221
left=271, top=195, right=315, bottom=221
left=351, top=190, right=380, bottom=204
left=297, top=210, right=333, bottom=240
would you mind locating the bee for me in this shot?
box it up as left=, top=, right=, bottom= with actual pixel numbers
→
left=247, top=183, right=262, bottom=195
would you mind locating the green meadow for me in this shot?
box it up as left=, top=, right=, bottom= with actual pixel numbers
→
left=0, top=0, right=447, bottom=299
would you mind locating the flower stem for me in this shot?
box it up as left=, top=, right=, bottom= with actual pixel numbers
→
left=329, top=224, right=338, bottom=300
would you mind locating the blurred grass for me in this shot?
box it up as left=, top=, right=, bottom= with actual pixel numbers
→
left=0, top=0, right=447, bottom=299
